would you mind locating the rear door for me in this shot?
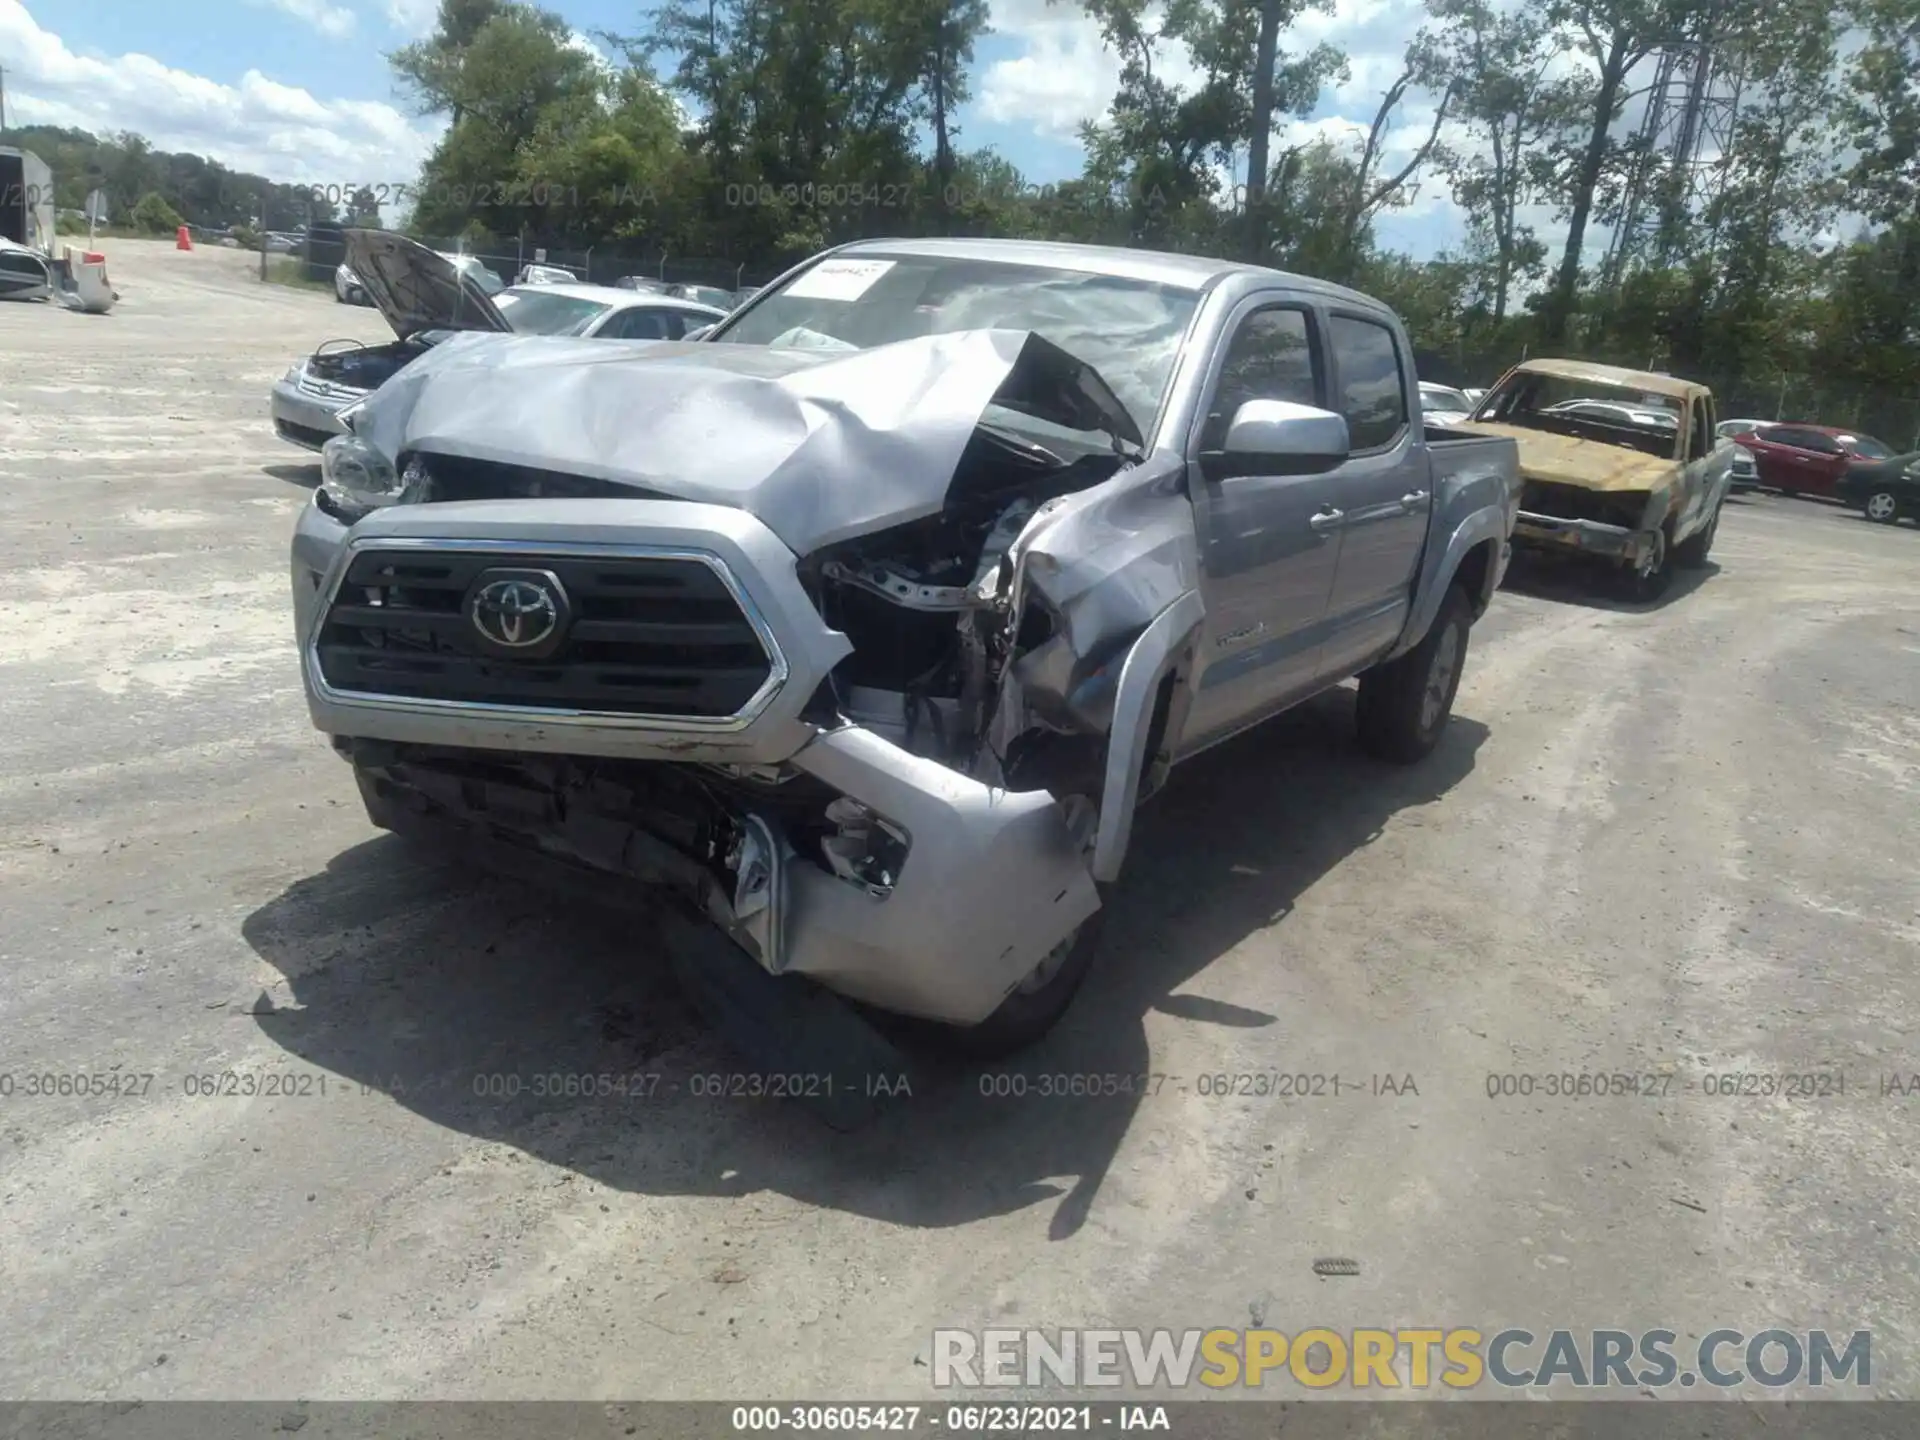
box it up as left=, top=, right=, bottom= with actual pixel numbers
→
left=1316, top=311, right=1431, bottom=681
left=1673, top=397, right=1714, bottom=534
left=1181, top=297, right=1345, bottom=753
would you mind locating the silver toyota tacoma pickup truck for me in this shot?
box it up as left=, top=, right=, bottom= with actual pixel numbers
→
left=289, top=236, right=1520, bottom=1074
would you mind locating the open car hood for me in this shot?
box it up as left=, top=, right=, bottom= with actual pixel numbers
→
left=348, top=327, right=1145, bottom=555
left=342, top=229, right=510, bottom=342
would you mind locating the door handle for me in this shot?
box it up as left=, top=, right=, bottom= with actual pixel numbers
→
left=1400, top=489, right=1430, bottom=509
left=1308, top=507, right=1345, bottom=534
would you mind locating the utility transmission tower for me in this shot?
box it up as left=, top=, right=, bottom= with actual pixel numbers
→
left=1602, top=6, right=1745, bottom=285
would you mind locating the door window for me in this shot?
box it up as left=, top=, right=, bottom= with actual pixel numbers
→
left=607, top=308, right=675, bottom=340
left=1687, top=402, right=1710, bottom=460
left=1761, top=426, right=1840, bottom=454
left=1201, top=306, right=1320, bottom=450
left=1327, top=315, right=1408, bottom=451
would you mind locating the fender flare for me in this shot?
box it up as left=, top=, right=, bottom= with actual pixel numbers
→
left=1092, top=589, right=1206, bottom=884
left=1394, top=510, right=1507, bottom=661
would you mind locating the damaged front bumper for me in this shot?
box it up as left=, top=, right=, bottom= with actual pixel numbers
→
left=291, top=494, right=1102, bottom=1029
left=1511, top=511, right=1658, bottom=566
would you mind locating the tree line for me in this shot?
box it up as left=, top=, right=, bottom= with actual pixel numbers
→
left=391, top=0, right=1918, bottom=441
left=7, top=0, right=1914, bottom=440
left=0, top=123, right=361, bottom=235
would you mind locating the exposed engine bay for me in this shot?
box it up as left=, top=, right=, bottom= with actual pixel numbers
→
left=305, top=335, right=438, bottom=393
left=800, top=423, right=1129, bottom=780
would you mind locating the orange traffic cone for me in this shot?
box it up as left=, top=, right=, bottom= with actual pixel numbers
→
left=175, top=226, right=192, bottom=251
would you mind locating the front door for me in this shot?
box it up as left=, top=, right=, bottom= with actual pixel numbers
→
left=1753, top=426, right=1847, bottom=494
left=1182, top=299, right=1344, bottom=754
left=1316, top=311, right=1431, bottom=680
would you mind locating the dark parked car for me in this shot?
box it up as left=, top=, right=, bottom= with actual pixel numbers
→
left=1835, top=449, right=1920, bottom=526
left=1740, top=422, right=1898, bottom=498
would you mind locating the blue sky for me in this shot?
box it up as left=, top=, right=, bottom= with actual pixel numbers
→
left=0, top=0, right=1473, bottom=256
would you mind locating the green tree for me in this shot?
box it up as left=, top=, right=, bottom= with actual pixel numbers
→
left=1537, top=0, right=1695, bottom=343
left=1424, top=0, right=1581, bottom=328
left=129, top=191, right=185, bottom=234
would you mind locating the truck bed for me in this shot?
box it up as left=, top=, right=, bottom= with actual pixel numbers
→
left=1426, top=424, right=1519, bottom=487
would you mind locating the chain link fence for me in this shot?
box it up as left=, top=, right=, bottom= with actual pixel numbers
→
left=281, top=219, right=782, bottom=298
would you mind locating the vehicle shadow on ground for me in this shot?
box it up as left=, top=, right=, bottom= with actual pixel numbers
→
left=1500, top=551, right=1719, bottom=613
left=262, top=461, right=321, bottom=488
left=242, top=692, right=1486, bottom=1240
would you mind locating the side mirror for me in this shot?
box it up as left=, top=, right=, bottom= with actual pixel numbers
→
left=684, top=324, right=714, bottom=342
left=1203, top=399, right=1350, bottom=479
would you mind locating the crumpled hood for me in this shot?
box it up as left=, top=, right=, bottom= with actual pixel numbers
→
left=350, top=327, right=1140, bottom=555
left=1462, top=421, right=1681, bottom=493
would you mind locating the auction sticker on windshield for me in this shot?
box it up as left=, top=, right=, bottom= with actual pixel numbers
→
left=785, top=258, right=895, bottom=301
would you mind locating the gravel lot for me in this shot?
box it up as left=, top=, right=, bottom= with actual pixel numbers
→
left=2, top=239, right=1918, bottom=1406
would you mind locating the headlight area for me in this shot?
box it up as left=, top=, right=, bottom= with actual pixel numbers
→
left=316, top=436, right=427, bottom=523
left=341, top=743, right=912, bottom=972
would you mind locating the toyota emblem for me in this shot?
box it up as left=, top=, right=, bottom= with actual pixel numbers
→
left=465, top=568, right=571, bottom=657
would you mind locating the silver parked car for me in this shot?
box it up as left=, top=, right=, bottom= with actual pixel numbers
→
left=275, top=232, right=726, bottom=451
left=1419, top=381, right=1477, bottom=426
left=1716, top=417, right=1767, bottom=491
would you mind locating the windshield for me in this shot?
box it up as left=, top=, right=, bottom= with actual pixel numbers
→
left=1841, top=434, right=1893, bottom=459
left=495, top=289, right=612, bottom=336
left=713, top=253, right=1201, bottom=442
left=1479, top=372, right=1686, bottom=458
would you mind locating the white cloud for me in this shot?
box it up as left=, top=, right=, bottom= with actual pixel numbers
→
left=0, top=0, right=443, bottom=189
left=978, top=0, right=1214, bottom=140
left=386, top=0, right=439, bottom=39
left=257, top=0, right=356, bottom=41
left=977, top=0, right=1118, bottom=139
left=564, top=28, right=618, bottom=77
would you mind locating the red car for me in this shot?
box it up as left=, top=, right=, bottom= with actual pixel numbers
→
left=1741, top=422, right=1899, bottom=497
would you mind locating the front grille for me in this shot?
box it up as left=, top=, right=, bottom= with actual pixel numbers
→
left=1520, top=480, right=1647, bottom=530
left=297, top=372, right=366, bottom=404
left=276, top=418, right=336, bottom=449
left=315, top=548, right=776, bottom=719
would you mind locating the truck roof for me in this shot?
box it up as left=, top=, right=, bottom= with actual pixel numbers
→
left=1507, top=357, right=1709, bottom=402
left=829, top=236, right=1390, bottom=310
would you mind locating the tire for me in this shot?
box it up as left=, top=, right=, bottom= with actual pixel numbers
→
left=1674, top=503, right=1720, bottom=567
left=1616, top=524, right=1675, bottom=602
left=1355, top=582, right=1472, bottom=765
left=1864, top=490, right=1902, bottom=525
left=942, top=737, right=1110, bottom=1058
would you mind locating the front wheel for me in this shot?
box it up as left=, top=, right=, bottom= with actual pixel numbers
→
left=1864, top=490, right=1902, bottom=525
left=1616, top=525, right=1675, bottom=602
left=942, top=740, right=1110, bottom=1058
left=1355, top=583, right=1471, bottom=764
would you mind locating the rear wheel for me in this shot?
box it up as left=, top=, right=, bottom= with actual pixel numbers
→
left=942, top=740, right=1110, bottom=1058
left=1355, top=583, right=1471, bottom=764
left=1864, top=490, right=1901, bottom=525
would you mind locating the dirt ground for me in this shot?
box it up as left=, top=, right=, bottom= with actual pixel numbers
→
left=2, top=238, right=1918, bottom=1406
